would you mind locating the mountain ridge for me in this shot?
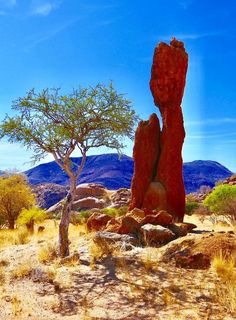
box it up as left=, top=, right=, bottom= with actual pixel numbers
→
left=22, top=153, right=233, bottom=194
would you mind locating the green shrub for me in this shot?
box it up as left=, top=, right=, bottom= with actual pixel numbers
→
left=70, top=210, right=92, bottom=225
left=185, top=201, right=199, bottom=215
left=17, top=207, right=47, bottom=233
left=102, top=206, right=128, bottom=217
left=70, top=206, right=128, bottom=225
left=203, top=184, right=236, bottom=225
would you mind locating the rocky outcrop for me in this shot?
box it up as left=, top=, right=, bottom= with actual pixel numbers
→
left=223, top=173, right=236, bottom=185
left=73, top=197, right=106, bottom=211
left=87, top=207, right=197, bottom=248
left=47, top=184, right=132, bottom=214
left=161, top=232, right=236, bottom=269
left=130, top=38, right=188, bottom=222
left=47, top=183, right=110, bottom=213
left=110, top=188, right=131, bottom=208
left=32, top=183, right=68, bottom=209
left=75, top=183, right=107, bottom=199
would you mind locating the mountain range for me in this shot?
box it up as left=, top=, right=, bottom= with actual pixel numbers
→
left=23, top=154, right=233, bottom=194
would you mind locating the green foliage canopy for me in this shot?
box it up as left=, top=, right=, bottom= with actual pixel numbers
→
left=203, top=184, right=236, bottom=224
left=0, top=83, right=139, bottom=178
left=17, top=207, right=47, bottom=227
left=203, top=184, right=236, bottom=214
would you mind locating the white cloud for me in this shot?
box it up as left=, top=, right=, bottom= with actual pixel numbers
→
left=32, top=3, right=54, bottom=16
left=30, top=0, right=63, bottom=16
left=24, top=17, right=78, bottom=50
left=177, top=0, right=193, bottom=10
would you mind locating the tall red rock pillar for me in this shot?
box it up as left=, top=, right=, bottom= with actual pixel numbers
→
left=130, top=38, right=188, bottom=222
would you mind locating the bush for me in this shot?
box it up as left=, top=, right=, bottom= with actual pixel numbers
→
left=101, top=206, right=128, bottom=217
left=70, top=207, right=128, bottom=225
left=0, top=174, right=35, bottom=229
left=70, top=210, right=92, bottom=225
left=185, top=201, right=199, bottom=215
left=17, top=207, right=47, bottom=233
left=203, top=184, right=236, bottom=225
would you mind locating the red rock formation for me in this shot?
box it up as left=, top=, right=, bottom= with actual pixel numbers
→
left=129, top=113, right=161, bottom=210
left=130, top=38, right=188, bottom=222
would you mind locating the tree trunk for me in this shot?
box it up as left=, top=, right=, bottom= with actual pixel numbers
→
left=8, top=217, right=15, bottom=230
left=59, top=177, right=77, bottom=257
left=26, top=221, right=34, bottom=234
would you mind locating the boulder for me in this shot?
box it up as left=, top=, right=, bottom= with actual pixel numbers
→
left=75, top=183, right=107, bottom=200
left=46, top=201, right=63, bottom=214
left=140, top=210, right=173, bottom=226
left=105, top=218, right=122, bottom=233
left=126, top=208, right=145, bottom=223
left=141, top=224, right=175, bottom=246
left=93, top=231, right=139, bottom=251
left=118, top=216, right=140, bottom=235
left=72, top=197, right=106, bottom=211
left=110, top=188, right=131, bottom=208
left=87, top=212, right=112, bottom=232
left=168, top=222, right=197, bottom=237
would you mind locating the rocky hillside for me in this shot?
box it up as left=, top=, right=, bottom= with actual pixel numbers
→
left=23, top=154, right=233, bottom=194
left=183, top=160, right=233, bottom=193
left=25, top=154, right=133, bottom=190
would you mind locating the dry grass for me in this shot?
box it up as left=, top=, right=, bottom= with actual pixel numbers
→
left=162, top=288, right=176, bottom=306
left=89, top=236, right=120, bottom=267
left=11, top=262, right=34, bottom=279
left=38, top=242, right=58, bottom=264
left=54, top=268, right=73, bottom=289
left=140, top=247, right=159, bottom=271
left=211, top=251, right=236, bottom=313
left=11, top=294, right=22, bottom=317
left=0, top=227, right=30, bottom=248
left=0, top=267, right=5, bottom=285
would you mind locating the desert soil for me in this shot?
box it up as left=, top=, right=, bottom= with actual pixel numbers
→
left=0, top=215, right=235, bottom=320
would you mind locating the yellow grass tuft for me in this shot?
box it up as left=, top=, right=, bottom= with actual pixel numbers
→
left=141, top=247, right=159, bottom=271
left=38, top=242, right=58, bottom=264
left=11, top=262, right=33, bottom=279
left=211, top=251, right=236, bottom=313
left=0, top=227, right=30, bottom=248
left=11, top=294, right=22, bottom=317
left=0, top=267, right=5, bottom=285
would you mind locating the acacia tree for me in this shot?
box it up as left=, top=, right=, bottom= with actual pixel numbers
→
left=0, top=83, right=139, bottom=257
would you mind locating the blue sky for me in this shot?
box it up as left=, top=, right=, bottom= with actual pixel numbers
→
left=0, top=0, right=236, bottom=172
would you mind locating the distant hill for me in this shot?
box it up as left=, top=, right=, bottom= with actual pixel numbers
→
left=23, top=154, right=233, bottom=193
left=25, top=154, right=133, bottom=190
left=183, top=160, right=233, bottom=193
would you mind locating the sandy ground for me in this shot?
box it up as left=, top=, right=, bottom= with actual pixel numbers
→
left=0, top=215, right=235, bottom=320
